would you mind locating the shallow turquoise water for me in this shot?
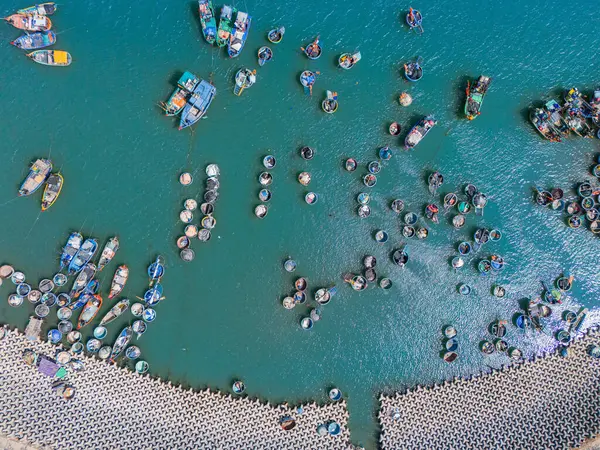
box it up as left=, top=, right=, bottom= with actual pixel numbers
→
left=1, top=0, right=600, bottom=447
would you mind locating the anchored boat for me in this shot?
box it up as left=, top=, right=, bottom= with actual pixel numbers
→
left=148, top=256, right=165, bottom=286
left=428, top=171, right=444, bottom=195
left=300, top=70, right=316, bottom=96
left=69, top=263, right=97, bottom=298
left=160, top=71, right=200, bottom=117
left=302, top=36, right=321, bottom=60
left=99, top=299, right=130, bottom=326
left=233, top=68, right=256, bottom=96
left=110, top=326, right=133, bottom=361
left=406, top=7, right=423, bottom=34
left=590, top=88, right=600, bottom=126
left=27, top=50, right=71, bottom=66
left=338, top=51, right=361, bottom=69
left=41, top=172, right=63, bottom=211
left=11, top=31, right=56, bottom=50
left=198, top=0, right=217, bottom=44
left=18, top=3, right=57, bottom=15
left=405, top=115, right=437, bottom=149
left=267, top=26, right=285, bottom=43
left=465, top=76, right=491, bottom=120
left=216, top=5, right=236, bottom=47
left=97, top=236, right=119, bottom=271
left=404, top=57, right=423, bottom=81
left=322, top=90, right=338, bottom=114
left=544, top=99, right=570, bottom=137
left=19, top=158, right=52, bottom=196
left=76, top=294, right=102, bottom=330
left=68, top=238, right=98, bottom=275
left=108, top=265, right=129, bottom=299
left=530, top=108, right=561, bottom=142
left=179, top=79, right=216, bottom=130
left=257, top=46, right=272, bottom=66
left=228, top=10, right=251, bottom=58
left=5, top=14, right=51, bottom=31
left=60, top=232, right=83, bottom=270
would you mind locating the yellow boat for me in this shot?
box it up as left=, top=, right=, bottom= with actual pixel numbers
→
left=27, top=50, right=71, bottom=67
left=41, top=172, right=63, bottom=211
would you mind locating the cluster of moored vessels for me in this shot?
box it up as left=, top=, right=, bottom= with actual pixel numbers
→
left=5, top=2, right=71, bottom=66
left=530, top=88, right=600, bottom=141
left=177, top=164, right=221, bottom=259
left=18, top=158, right=63, bottom=211
left=160, top=71, right=216, bottom=130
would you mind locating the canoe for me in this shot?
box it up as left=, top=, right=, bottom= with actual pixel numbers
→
left=148, top=256, right=165, bottom=286
left=428, top=171, right=443, bottom=195
left=258, top=46, right=273, bottom=66
left=404, top=115, right=437, bottom=149
left=99, top=298, right=130, bottom=326
left=18, top=3, right=57, bottom=15
left=389, top=122, right=401, bottom=136
left=76, top=294, right=102, bottom=330
left=530, top=108, right=561, bottom=142
left=322, top=91, right=338, bottom=114
left=69, top=263, right=97, bottom=298
left=5, top=14, right=51, bottom=31
left=233, top=68, right=256, bottom=96
left=406, top=7, right=423, bottom=34
left=110, top=326, right=133, bottom=360
left=227, top=10, right=251, bottom=58
left=464, top=76, right=491, bottom=120
left=108, top=265, right=129, bottom=299
left=544, top=99, right=570, bottom=137
left=60, top=232, right=83, bottom=270
left=198, top=0, right=217, bottom=45
left=18, top=158, right=52, bottom=196
left=216, top=5, right=236, bottom=47
left=404, top=57, right=423, bottom=81
left=41, top=172, right=63, bottom=211
left=302, top=36, right=321, bottom=60
left=68, top=238, right=98, bottom=275
left=338, top=51, right=361, bottom=69
left=161, top=71, right=200, bottom=116
left=27, top=50, right=71, bottom=67
left=11, top=31, right=56, bottom=50
left=299, top=70, right=316, bottom=96
left=179, top=79, right=216, bottom=130
left=267, top=26, right=285, bottom=43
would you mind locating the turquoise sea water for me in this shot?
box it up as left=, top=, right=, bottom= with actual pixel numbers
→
left=1, top=1, right=600, bottom=447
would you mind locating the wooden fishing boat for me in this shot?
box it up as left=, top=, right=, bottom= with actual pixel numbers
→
left=60, top=232, right=83, bottom=270
left=27, top=50, right=71, bottom=66
left=257, top=46, right=272, bottom=66
left=299, top=70, right=316, bottom=96
left=563, top=109, right=593, bottom=138
left=544, top=99, right=570, bottom=137
left=198, top=0, right=217, bottom=44
left=404, top=57, right=423, bottom=81
left=160, top=71, right=200, bottom=116
left=389, top=122, right=401, bottom=136
left=68, top=238, right=98, bottom=275
left=18, top=158, right=52, bottom=196
left=110, top=326, right=133, bottom=360
left=227, top=10, right=251, bottom=58
left=97, top=236, right=119, bottom=271
left=406, top=7, right=423, bottom=34
left=148, top=256, right=165, bottom=286
left=18, top=3, right=57, bottom=15
left=302, top=36, right=321, bottom=60
left=322, top=90, right=338, bottom=114
left=564, top=87, right=593, bottom=117
left=428, top=171, right=443, bottom=195
left=179, top=79, right=216, bottom=130
left=530, top=108, right=561, bottom=142
left=233, top=68, right=256, bottom=96
left=76, top=294, right=102, bottom=330
left=108, top=265, right=129, bottom=299
left=11, top=31, right=55, bottom=50
left=267, top=26, right=285, bottom=43
left=68, top=291, right=91, bottom=311
left=404, top=115, right=437, bottom=149
left=40, top=172, right=62, bottom=211
left=338, top=51, right=361, bottom=69
left=99, top=298, right=130, bottom=326
left=5, top=14, right=51, bottom=31
left=590, top=88, right=600, bottom=126
left=464, top=75, right=491, bottom=120
left=216, top=5, right=236, bottom=47
left=69, top=263, right=97, bottom=298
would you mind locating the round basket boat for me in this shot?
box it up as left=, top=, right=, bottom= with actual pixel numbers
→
left=399, top=92, right=413, bottom=106
left=263, top=155, right=276, bottom=169
left=404, top=212, right=418, bottom=225
left=357, top=193, right=370, bottom=205
left=126, top=346, right=141, bottom=360
left=363, top=268, right=376, bottom=283
left=379, top=278, right=392, bottom=289
left=556, top=329, right=571, bottom=344
left=16, top=283, right=31, bottom=297
left=180, top=248, right=195, bottom=262
left=300, top=317, right=314, bottom=330
left=556, top=276, right=572, bottom=291
left=357, top=205, right=371, bottom=218
left=53, top=273, right=68, bottom=287
left=282, top=297, right=295, bottom=309
left=578, top=182, right=593, bottom=198
left=368, top=161, right=381, bottom=174
left=8, top=294, right=23, bottom=307
left=391, top=199, right=405, bottom=213
left=389, top=122, right=401, bottom=136
left=402, top=226, right=415, bottom=238
left=298, top=172, right=311, bottom=186
left=201, top=215, right=216, bottom=229
left=258, top=172, right=273, bottom=186
left=135, top=360, right=149, bottom=374
left=206, top=177, right=220, bottom=190
left=98, top=346, right=112, bottom=360
left=443, top=351, right=458, bottom=363
left=48, top=329, right=62, bottom=344
left=458, top=242, right=471, bottom=255
left=284, top=259, right=297, bottom=272
left=93, top=326, right=107, bottom=340
left=300, top=146, right=315, bottom=160
left=345, top=158, right=358, bottom=172
left=179, top=172, right=193, bottom=186
left=305, top=192, right=318, bottom=205
left=259, top=189, right=272, bottom=202
left=57, top=307, right=72, bottom=321
left=206, top=164, right=220, bottom=177
left=480, top=341, right=495, bottom=354
left=568, top=215, right=582, bottom=228
left=198, top=229, right=211, bottom=242
left=86, top=339, right=102, bottom=353
left=28, top=290, right=42, bottom=303
left=184, top=199, right=198, bottom=211
left=379, top=147, right=392, bottom=160
left=509, top=348, right=522, bottom=360
left=493, top=285, right=506, bottom=298
left=11, top=272, right=25, bottom=284
left=451, top=257, right=464, bottom=270
left=177, top=236, right=190, bottom=249
left=131, top=303, right=145, bottom=317
left=39, top=279, right=54, bottom=293
left=35, top=303, right=49, bottom=318
left=443, top=325, right=457, bottom=339
left=328, top=388, right=342, bottom=401
left=445, top=338, right=458, bottom=352
left=71, top=343, right=84, bottom=354
left=200, top=202, right=214, bottom=215
left=314, top=288, right=331, bottom=305
left=0, top=265, right=15, bottom=279
left=295, top=277, right=307, bottom=291
left=458, top=284, right=471, bottom=295
left=67, top=331, right=81, bottom=344
left=133, top=320, right=147, bottom=337
left=375, top=230, right=389, bottom=243
left=293, top=291, right=306, bottom=304
left=363, top=255, right=377, bottom=268
left=563, top=310, right=576, bottom=323
left=255, top=204, right=268, bottom=218
left=416, top=227, right=428, bottom=239
left=58, top=320, right=73, bottom=334
left=363, top=174, right=377, bottom=187
left=180, top=210, right=193, bottom=223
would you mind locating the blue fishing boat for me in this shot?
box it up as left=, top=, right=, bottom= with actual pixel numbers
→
left=404, top=115, right=436, bottom=149
left=68, top=238, right=98, bottom=275
left=60, top=232, right=83, bottom=270
left=178, top=80, right=216, bottom=130
left=406, top=7, right=423, bottom=34
left=11, top=31, right=56, bottom=50
left=110, top=326, right=133, bottom=361
left=227, top=10, right=251, bottom=58
left=404, top=57, right=423, bottom=81
left=69, top=263, right=97, bottom=298
left=18, top=159, right=52, bottom=196
left=148, top=256, right=165, bottom=285
left=144, top=283, right=163, bottom=306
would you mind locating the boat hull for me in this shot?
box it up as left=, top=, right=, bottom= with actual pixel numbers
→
left=18, top=3, right=57, bottom=15
left=11, top=31, right=56, bottom=50
left=179, top=80, right=216, bottom=130
left=68, top=239, right=98, bottom=275
left=227, top=11, right=251, bottom=58
left=199, top=0, right=217, bottom=44
left=5, top=14, right=51, bottom=31
left=41, top=172, right=63, bottom=211
left=19, top=159, right=52, bottom=196
left=97, top=236, right=119, bottom=271
left=77, top=294, right=102, bottom=330
left=109, top=265, right=129, bottom=299
left=60, top=232, right=83, bottom=270
left=28, top=50, right=71, bottom=66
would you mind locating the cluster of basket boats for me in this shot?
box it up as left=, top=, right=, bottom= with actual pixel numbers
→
left=530, top=87, right=600, bottom=141
left=18, top=158, right=62, bottom=211
left=5, top=2, right=71, bottom=66
left=535, top=178, right=600, bottom=233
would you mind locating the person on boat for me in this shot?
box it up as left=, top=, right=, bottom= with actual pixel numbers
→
left=408, top=7, right=415, bottom=23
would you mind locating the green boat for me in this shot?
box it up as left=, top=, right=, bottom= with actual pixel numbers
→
left=216, top=5, right=236, bottom=48
left=465, top=75, right=491, bottom=120
left=198, top=0, right=217, bottom=45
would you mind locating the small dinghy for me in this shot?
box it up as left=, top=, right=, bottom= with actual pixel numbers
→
left=300, top=70, right=316, bottom=96
left=40, top=172, right=63, bottom=211
left=257, top=46, right=273, bottom=66
left=68, top=238, right=98, bottom=275
left=18, top=3, right=57, bottom=15
left=233, top=68, right=256, bottom=96
left=405, top=115, right=436, bottom=149
left=76, top=294, right=102, bottom=330
left=338, top=51, right=361, bottom=69
left=428, top=171, right=443, bottom=195
left=5, top=14, right=51, bottom=31
left=302, top=36, right=321, bottom=60
left=97, top=236, right=119, bottom=271
left=406, top=7, right=423, bottom=34
left=69, top=263, right=97, bottom=298
left=322, top=90, right=338, bottom=114
left=267, top=26, right=285, bottom=43
left=60, top=232, right=83, bottom=270
left=391, top=247, right=409, bottom=267
left=404, top=57, right=423, bottom=81
left=148, top=256, right=165, bottom=286
left=11, top=31, right=56, bottom=50
left=28, top=50, right=71, bottom=67
left=108, top=265, right=129, bottom=299
left=19, top=158, right=52, bottom=196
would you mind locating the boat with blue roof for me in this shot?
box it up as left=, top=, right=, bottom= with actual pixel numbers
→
left=198, top=0, right=217, bottom=44
left=68, top=238, right=98, bottom=275
left=179, top=79, right=216, bottom=130
left=227, top=10, right=251, bottom=58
